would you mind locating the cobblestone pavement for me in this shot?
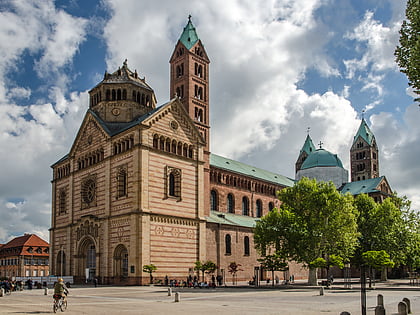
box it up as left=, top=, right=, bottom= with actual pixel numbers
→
left=1, top=281, right=419, bottom=315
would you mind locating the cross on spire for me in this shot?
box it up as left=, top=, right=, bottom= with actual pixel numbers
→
left=361, top=109, right=365, bottom=120
left=318, top=141, right=323, bottom=149
left=306, top=127, right=310, bottom=135
left=188, top=14, right=192, bottom=22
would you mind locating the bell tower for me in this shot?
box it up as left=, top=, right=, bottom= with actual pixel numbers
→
left=350, top=118, right=379, bottom=181
left=169, top=16, right=210, bottom=152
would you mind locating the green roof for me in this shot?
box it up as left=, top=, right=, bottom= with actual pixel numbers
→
left=206, top=211, right=258, bottom=228
left=301, top=148, right=344, bottom=169
left=300, top=134, right=316, bottom=155
left=339, top=176, right=384, bottom=195
left=179, top=18, right=199, bottom=50
left=210, top=153, right=295, bottom=187
left=353, top=118, right=375, bottom=145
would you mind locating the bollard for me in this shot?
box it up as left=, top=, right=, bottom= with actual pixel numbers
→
left=44, top=287, right=48, bottom=295
left=174, top=292, right=180, bottom=302
left=375, top=305, right=385, bottom=315
left=377, top=294, right=384, bottom=307
left=340, top=312, right=351, bottom=315
left=398, top=301, right=408, bottom=315
left=168, top=288, right=172, bottom=296
left=402, top=298, right=411, bottom=314
left=0, top=288, right=4, bottom=297
left=319, top=286, right=324, bottom=296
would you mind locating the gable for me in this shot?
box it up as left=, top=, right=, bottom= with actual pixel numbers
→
left=143, top=98, right=205, bottom=146
left=69, top=111, right=110, bottom=158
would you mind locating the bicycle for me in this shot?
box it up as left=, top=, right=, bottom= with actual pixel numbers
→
left=53, top=294, right=67, bottom=313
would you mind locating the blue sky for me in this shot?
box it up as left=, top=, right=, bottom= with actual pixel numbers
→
left=0, top=0, right=418, bottom=243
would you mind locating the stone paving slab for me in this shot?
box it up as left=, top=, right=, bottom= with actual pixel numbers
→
left=0, top=283, right=419, bottom=315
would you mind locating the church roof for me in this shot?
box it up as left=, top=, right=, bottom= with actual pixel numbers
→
left=210, top=153, right=295, bottom=187
left=90, top=60, right=154, bottom=92
left=206, top=211, right=258, bottom=228
left=89, top=106, right=161, bottom=137
left=300, top=148, right=344, bottom=169
left=339, top=176, right=386, bottom=195
left=299, top=134, right=316, bottom=156
left=353, top=118, right=375, bottom=146
left=179, top=17, right=200, bottom=50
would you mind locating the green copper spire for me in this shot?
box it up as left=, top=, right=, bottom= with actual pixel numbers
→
left=300, top=134, right=316, bottom=155
left=353, top=118, right=375, bottom=145
left=179, top=15, right=199, bottom=50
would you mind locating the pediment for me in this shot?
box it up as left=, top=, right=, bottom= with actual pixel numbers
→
left=143, top=98, right=205, bottom=146
left=69, top=111, right=110, bottom=157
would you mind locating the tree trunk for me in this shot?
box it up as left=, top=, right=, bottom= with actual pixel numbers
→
left=381, top=267, right=387, bottom=281
left=308, top=268, right=318, bottom=286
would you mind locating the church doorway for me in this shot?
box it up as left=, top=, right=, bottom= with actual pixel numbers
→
left=113, top=244, right=128, bottom=283
left=56, top=250, right=66, bottom=276
left=77, top=237, right=97, bottom=282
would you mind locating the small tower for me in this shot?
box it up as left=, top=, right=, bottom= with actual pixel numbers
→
left=89, top=60, right=156, bottom=123
left=295, top=134, right=316, bottom=174
left=350, top=118, right=379, bottom=181
left=169, top=16, right=210, bottom=151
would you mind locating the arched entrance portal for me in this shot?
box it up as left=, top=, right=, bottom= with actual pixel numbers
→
left=77, top=237, right=97, bottom=281
left=113, top=244, right=128, bottom=279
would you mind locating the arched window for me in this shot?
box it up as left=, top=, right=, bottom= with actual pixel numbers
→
left=269, top=202, right=274, bottom=212
left=244, top=236, right=250, bottom=256
left=122, top=89, right=127, bottom=100
left=167, top=167, right=181, bottom=199
left=210, top=190, right=218, bottom=211
left=153, top=135, right=158, bottom=148
left=117, top=168, right=127, bottom=198
left=227, top=194, right=234, bottom=213
left=225, top=234, right=231, bottom=255
left=117, top=89, right=122, bottom=100
left=242, top=196, right=249, bottom=216
left=256, top=199, right=262, bottom=218
left=106, top=89, right=110, bottom=100
left=59, top=190, right=66, bottom=214
left=169, top=173, right=176, bottom=196
left=112, top=89, right=116, bottom=101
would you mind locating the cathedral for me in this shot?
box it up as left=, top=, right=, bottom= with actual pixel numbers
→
left=50, top=18, right=392, bottom=284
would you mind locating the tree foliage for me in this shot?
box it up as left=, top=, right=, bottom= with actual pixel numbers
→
left=395, top=0, right=420, bottom=102
left=194, top=260, right=217, bottom=282
left=362, top=250, right=395, bottom=269
left=258, top=252, right=288, bottom=286
left=227, top=262, right=243, bottom=285
left=142, top=264, right=157, bottom=284
left=254, top=178, right=359, bottom=285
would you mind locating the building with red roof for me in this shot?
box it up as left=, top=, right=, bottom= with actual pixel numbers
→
left=0, top=234, right=49, bottom=279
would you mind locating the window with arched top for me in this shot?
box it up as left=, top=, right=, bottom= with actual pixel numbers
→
left=244, top=236, right=250, bottom=256
left=225, top=234, right=231, bottom=255
left=242, top=196, right=249, bottom=216
left=117, top=168, right=127, bottom=198
left=167, top=167, right=181, bottom=200
left=210, top=190, right=218, bottom=211
left=226, top=194, right=233, bottom=213
left=256, top=199, right=262, bottom=218
left=59, top=189, right=66, bottom=214
left=269, top=202, right=274, bottom=212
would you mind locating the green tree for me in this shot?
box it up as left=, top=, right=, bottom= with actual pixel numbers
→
left=354, top=193, right=419, bottom=280
left=194, top=260, right=217, bottom=282
left=142, top=264, right=157, bottom=284
left=227, top=262, right=243, bottom=285
left=258, top=252, right=288, bottom=286
left=395, top=0, right=420, bottom=102
left=255, top=178, right=359, bottom=285
left=362, top=250, right=395, bottom=288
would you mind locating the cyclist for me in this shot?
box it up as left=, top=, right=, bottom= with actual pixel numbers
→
left=53, top=278, right=69, bottom=302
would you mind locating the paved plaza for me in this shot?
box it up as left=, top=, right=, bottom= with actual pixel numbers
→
left=1, top=281, right=419, bottom=314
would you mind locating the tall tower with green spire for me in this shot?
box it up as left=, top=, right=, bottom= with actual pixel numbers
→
left=169, top=16, right=210, bottom=152
left=295, top=134, right=316, bottom=174
left=350, top=118, right=379, bottom=181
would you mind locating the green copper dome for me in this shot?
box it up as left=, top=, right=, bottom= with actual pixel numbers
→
left=301, top=148, right=344, bottom=170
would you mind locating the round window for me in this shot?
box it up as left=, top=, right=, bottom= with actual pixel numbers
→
left=82, top=179, right=96, bottom=204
